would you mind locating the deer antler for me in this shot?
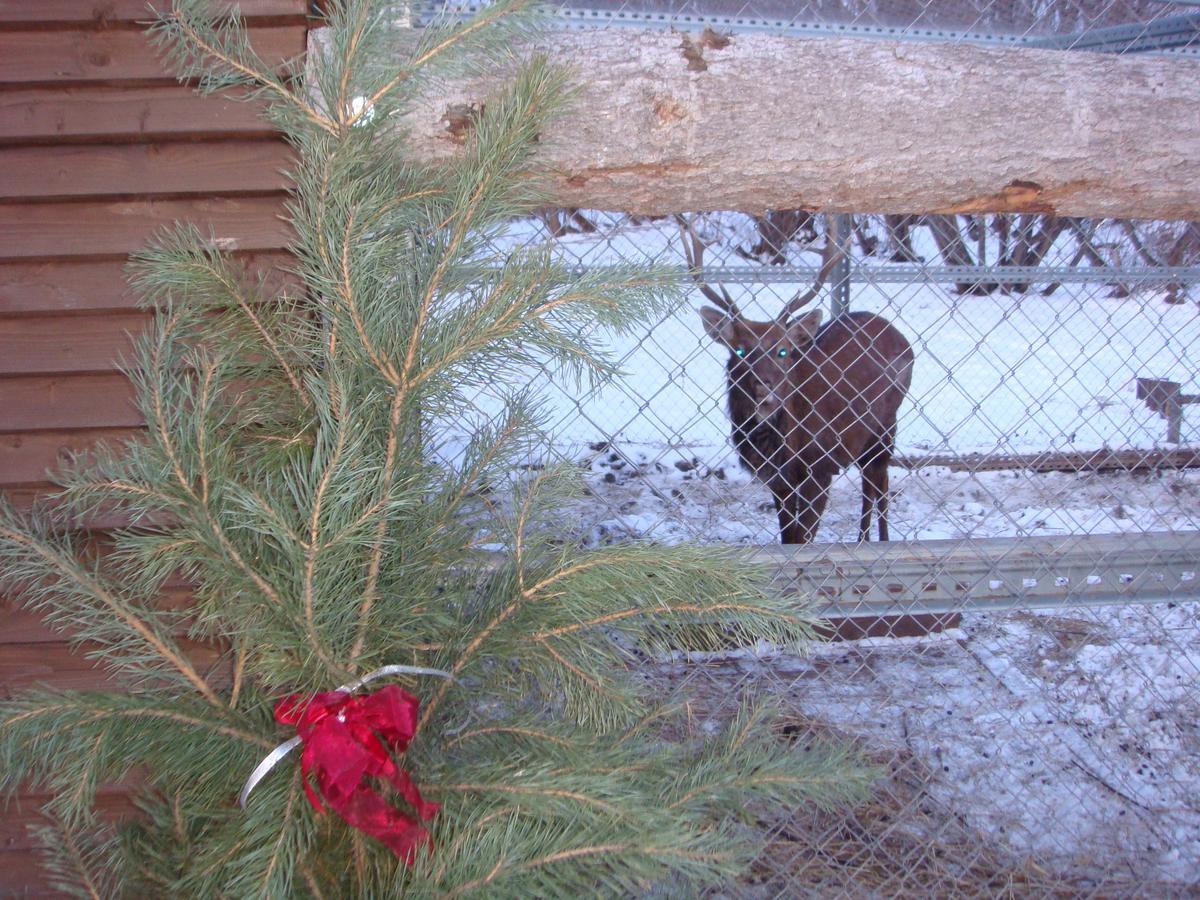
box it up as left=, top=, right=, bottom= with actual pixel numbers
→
left=675, top=213, right=740, bottom=318
left=778, top=213, right=848, bottom=321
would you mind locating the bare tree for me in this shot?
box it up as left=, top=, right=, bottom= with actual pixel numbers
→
left=737, top=209, right=817, bottom=264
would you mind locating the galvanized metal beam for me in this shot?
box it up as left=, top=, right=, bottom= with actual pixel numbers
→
left=756, top=531, right=1200, bottom=618
left=672, top=264, right=1200, bottom=287
left=417, top=4, right=1200, bottom=57
left=1026, top=13, right=1200, bottom=55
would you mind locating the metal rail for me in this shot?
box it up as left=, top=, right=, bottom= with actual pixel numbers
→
left=554, top=264, right=1200, bottom=287
left=758, top=531, right=1200, bottom=618
left=418, top=3, right=1200, bottom=56
left=1026, top=12, right=1200, bottom=54
left=893, top=447, right=1200, bottom=473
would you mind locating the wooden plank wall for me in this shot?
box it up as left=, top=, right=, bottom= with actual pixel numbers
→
left=0, top=2, right=309, bottom=893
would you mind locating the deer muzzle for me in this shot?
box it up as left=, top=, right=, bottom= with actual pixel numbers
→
left=754, top=389, right=784, bottom=421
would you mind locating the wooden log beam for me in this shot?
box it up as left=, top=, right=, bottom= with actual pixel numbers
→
left=338, top=28, right=1200, bottom=219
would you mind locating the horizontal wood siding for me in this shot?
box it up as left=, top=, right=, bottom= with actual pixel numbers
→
left=0, top=3, right=309, bottom=892
left=0, top=197, right=294, bottom=258
left=0, top=26, right=305, bottom=83
left=0, top=85, right=275, bottom=144
left=0, top=312, right=150, bottom=374
left=0, top=428, right=142, bottom=486
left=0, top=141, right=294, bottom=199
left=0, top=0, right=307, bottom=24
left=0, top=252, right=297, bottom=314
left=0, top=374, right=143, bottom=430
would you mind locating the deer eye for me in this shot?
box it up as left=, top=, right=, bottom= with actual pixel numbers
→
left=734, top=347, right=746, bottom=358
left=777, top=348, right=789, bottom=358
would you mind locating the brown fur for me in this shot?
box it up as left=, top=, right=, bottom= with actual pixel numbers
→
left=702, top=308, right=913, bottom=544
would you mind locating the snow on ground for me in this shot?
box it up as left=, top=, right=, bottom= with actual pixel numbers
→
left=562, top=439, right=1200, bottom=547
left=651, top=602, right=1200, bottom=888
left=450, top=213, right=1200, bottom=885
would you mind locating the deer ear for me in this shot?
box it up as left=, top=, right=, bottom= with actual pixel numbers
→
left=787, top=309, right=823, bottom=345
left=699, top=307, right=738, bottom=345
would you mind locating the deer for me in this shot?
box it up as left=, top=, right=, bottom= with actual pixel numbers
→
left=678, top=214, right=914, bottom=545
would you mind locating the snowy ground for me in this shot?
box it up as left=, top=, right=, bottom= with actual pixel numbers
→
left=651, top=603, right=1200, bottom=889
left=454, top=213, right=1200, bottom=887
left=565, top=438, right=1200, bottom=547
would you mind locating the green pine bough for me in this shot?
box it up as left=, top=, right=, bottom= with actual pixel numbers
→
left=0, top=1, right=872, bottom=895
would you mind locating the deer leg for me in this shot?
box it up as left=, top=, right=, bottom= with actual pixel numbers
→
left=771, top=481, right=802, bottom=544
left=860, top=453, right=890, bottom=542
left=858, top=471, right=877, bottom=543
left=874, top=427, right=899, bottom=541
left=796, top=467, right=835, bottom=544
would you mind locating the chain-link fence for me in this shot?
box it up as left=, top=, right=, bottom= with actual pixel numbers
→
left=450, top=207, right=1200, bottom=894
left=428, top=1, right=1200, bottom=893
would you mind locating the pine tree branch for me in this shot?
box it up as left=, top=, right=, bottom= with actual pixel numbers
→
left=164, top=10, right=337, bottom=136
left=230, top=641, right=248, bottom=709
left=431, top=807, right=521, bottom=882
left=539, top=641, right=624, bottom=702
left=34, top=819, right=113, bottom=900
left=446, top=842, right=733, bottom=898
left=430, top=782, right=622, bottom=817
left=347, top=0, right=529, bottom=129
left=353, top=55, right=558, bottom=669
left=445, top=727, right=572, bottom=750
left=0, top=523, right=223, bottom=709
left=333, top=0, right=370, bottom=131
left=59, top=830, right=105, bottom=900
left=420, top=546, right=674, bottom=730
left=143, top=319, right=286, bottom=613
left=1, top=702, right=274, bottom=752
left=352, top=831, right=368, bottom=884
left=347, top=380, right=406, bottom=670
left=300, top=861, right=326, bottom=900
left=534, top=603, right=807, bottom=639
left=428, top=411, right=523, bottom=537
left=520, top=553, right=634, bottom=601
left=418, top=593, right=519, bottom=731
left=194, top=356, right=220, bottom=506
left=235, top=487, right=307, bottom=549
left=302, top=383, right=353, bottom=673
left=345, top=170, right=491, bottom=663
left=403, top=277, right=535, bottom=394
left=214, top=266, right=311, bottom=407
left=669, top=773, right=839, bottom=812
left=257, top=769, right=304, bottom=897
left=337, top=210, right=400, bottom=384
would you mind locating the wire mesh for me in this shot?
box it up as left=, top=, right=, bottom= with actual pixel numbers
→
left=445, top=207, right=1200, bottom=896
left=422, top=1, right=1200, bottom=893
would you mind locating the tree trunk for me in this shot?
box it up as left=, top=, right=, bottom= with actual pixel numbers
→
left=330, top=28, right=1200, bottom=220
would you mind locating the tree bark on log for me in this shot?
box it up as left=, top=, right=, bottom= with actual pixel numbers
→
left=313, top=28, right=1200, bottom=220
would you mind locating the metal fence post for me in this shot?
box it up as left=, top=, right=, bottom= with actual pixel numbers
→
left=831, top=213, right=852, bottom=318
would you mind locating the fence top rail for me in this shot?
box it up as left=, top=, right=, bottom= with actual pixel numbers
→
left=522, top=264, right=1200, bottom=287
left=413, top=4, right=1200, bottom=58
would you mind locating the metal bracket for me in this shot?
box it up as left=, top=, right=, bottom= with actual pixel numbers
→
left=1137, top=377, right=1200, bottom=443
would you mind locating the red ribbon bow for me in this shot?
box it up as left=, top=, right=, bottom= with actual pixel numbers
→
left=274, top=684, right=438, bottom=863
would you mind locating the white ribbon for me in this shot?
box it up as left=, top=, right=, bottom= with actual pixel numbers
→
left=239, top=664, right=453, bottom=809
